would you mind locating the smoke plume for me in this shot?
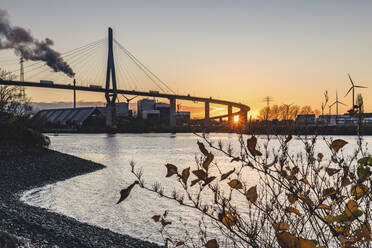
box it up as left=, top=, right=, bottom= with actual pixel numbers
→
left=0, top=9, right=75, bottom=77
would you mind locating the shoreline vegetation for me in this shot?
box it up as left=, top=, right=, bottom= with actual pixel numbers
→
left=0, top=143, right=161, bottom=248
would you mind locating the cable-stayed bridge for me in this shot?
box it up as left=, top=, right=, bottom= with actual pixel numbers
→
left=0, top=28, right=249, bottom=128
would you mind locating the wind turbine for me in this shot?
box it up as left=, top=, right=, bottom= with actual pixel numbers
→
left=330, top=91, right=346, bottom=116
left=345, top=74, right=367, bottom=110
left=121, top=94, right=138, bottom=103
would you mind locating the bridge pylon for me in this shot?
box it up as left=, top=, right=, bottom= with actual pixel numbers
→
left=105, top=27, right=118, bottom=129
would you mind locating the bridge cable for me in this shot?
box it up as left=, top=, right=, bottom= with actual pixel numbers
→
left=114, top=40, right=167, bottom=92
left=114, top=46, right=146, bottom=91
left=114, top=44, right=136, bottom=90
left=114, top=39, right=175, bottom=94
left=66, top=41, right=107, bottom=83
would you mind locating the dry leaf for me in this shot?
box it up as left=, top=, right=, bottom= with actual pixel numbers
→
left=190, top=179, right=200, bottom=187
left=247, top=136, right=262, bottom=156
left=246, top=186, right=258, bottom=203
left=192, top=170, right=207, bottom=180
left=325, top=168, right=341, bottom=176
left=287, top=194, right=297, bottom=204
left=317, top=204, right=332, bottom=211
left=165, top=163, right=178, bottom=177
left=181, top=167, right=190, bottom=185
left=202, top=176, right=216, bottom=186
left=197, top=141, right=209, bottom=156
left=161, top=219, right=172, bottom=227
left=345, top=200, right=358, bottom=217
left=351, top=184, right=369, bottom=199
left=317, top=153, right=324, bottom=160
left=331, top=139, right=348, bottom=152
left=276, top=232, right=318, bottom=248
left=284, top=207, right=302, bottom=216
left=299, top=194, right=313, bottom=206
left=341, top=178, right=352, bottom=187
left=274, top=222, right=290, bottom=231
left=300, top=178, right=310, bottom=185
left=221, top=210, right=236, bottom=227
left=203, top=153, right=214, bottom=170
left=228, top=179, right=243, bottom=189
left=176, top=241, right=185, bottom=246
left=221, top=168, right=235, bottom=181
left=152, top=215, right=161, bottom=222
left=325, top=215, right=335, bottom=224
left=322, top=187, right=337, bottom=198
left=205, top=239, right=219, bottom=248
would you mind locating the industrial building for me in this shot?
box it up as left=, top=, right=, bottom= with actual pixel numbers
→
left=155, top=102, right=170, bottom=123
left=33, top=107, right=105, bottom=127
left=295, top=114, right=316, bottom=125
left=116, top=102, right=131, bottom=117
left=34, top=103, right=131, bottom=127
left=296, top=113, right=372, bottom=126
left=142, top=110, right=161, bottom=120
left=176, top=111, right=191, bottom=124
left=137, top=99, right=190, bottom=124
left=137, top=99, right=155, bottom=117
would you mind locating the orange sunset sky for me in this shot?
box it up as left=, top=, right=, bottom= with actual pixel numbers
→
left=1, top=1, right=372, bottom=118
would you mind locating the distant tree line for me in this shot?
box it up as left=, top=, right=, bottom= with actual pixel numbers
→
left=258, top=104, right=321, bottom=121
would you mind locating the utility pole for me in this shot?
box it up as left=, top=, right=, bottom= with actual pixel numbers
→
left=263, top=96, right=273, bottom=107
left=73, top=79, right=76, bottom=109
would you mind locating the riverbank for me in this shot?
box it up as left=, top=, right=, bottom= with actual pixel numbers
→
left=39, top=123, right=372, bottom=135
left=0, top=144, right=161, bottom=248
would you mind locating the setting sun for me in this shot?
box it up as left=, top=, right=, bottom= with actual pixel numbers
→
left=234, top=115, right=239, bottom=123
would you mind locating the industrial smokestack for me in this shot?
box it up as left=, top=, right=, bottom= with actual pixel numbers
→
left=0, top=9, right=75, bottom=77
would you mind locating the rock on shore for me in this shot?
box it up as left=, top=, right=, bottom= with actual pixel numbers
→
left=0, top=144, right=161, bottom=248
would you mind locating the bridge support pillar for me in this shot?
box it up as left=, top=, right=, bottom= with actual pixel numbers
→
left=106, top=102, right=117, bottom=128
left=169, top=98, right=176, bottom=127
left=240, top=109, right=248, bottom=125
left=204, top=101, right=210, bottom=126
left=228, top=105, right=233, bottom=126
left=104, top=27, right=118, bottom=130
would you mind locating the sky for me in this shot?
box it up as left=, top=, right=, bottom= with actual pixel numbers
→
left=1, top=0, right=372, bottom=117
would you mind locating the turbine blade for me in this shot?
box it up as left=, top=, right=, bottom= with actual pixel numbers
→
left=355, top=85, right=368, bottom=88
left=330, top=102, right=336, bottom=107
left=345, top=87, right=353, bottom=97
left=348, top=73, right=354, bottom=86
left=339, top=102, right=347, bottom=106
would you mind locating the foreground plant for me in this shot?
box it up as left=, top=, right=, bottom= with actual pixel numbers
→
left=119, top=132, right=371, bottom=248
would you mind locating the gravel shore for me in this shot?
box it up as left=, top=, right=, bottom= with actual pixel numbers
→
left=0, top=144, right=161, bottom=248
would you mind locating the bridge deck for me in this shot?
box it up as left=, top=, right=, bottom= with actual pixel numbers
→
left=0, top=80, right=249, bottom=110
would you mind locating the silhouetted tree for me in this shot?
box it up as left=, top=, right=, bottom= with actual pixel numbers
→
left=0, top=68, right=32, bottom=117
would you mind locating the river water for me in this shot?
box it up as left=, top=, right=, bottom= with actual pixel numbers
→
left=20, top=133, right=372, bottom=245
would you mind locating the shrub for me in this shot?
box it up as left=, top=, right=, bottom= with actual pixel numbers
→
left=0, top=119, right=50, bottom=148
left=125, top=131, right=371, bottom=248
